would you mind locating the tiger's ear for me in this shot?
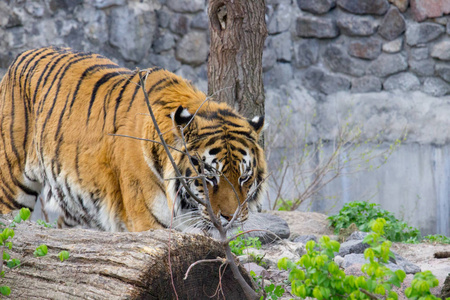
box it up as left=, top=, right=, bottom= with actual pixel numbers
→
left=248, top=115, right=265, bottom=135
left=171, top=105, right=194, bottom=128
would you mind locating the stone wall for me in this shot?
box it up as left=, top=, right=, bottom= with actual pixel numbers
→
left=0, top=0, right=449, bottom=235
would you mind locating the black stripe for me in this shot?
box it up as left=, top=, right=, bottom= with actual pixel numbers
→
left=102, top=78, right=126, bottom=132
left=228, top=130, right=256, bottom=142
left=75, top=143, right=82, bottom=183
left=0, top=185, right=21, bottom=210
left=87, top=70, right=131, bottom=126
left=69, top=63, right=121, bottom=113
left=151, top=144, right=163, bottom=178
left=111, top=71, right=138, bottom=131
left=53, top=54, right=97, bottom=138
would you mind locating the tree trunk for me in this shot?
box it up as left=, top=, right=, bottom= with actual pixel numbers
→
left=207, top=0, right=267, bottom=119
left=1, top=218, right=254, bottom=299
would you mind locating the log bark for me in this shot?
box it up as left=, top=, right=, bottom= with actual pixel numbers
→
left=207, top=0, right=267, bottom=119
left=1, top=219, right=254, bottom=299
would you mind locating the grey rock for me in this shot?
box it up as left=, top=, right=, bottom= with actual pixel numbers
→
left=48, top=0, right=83, bottom=13
left=296, top=15, right=339, bottom=38
left=431, top=41, right=450, bottom=61
left=337, top=15, right=379, bottom=37
left=410, top=47, right=429, bottom=60
left=169, top=13, right=191, bottom=35
left=175, top=31, right=208, bottom=66
left=153, top=31, right=175, bottom=53
left=368, top=53, right=407, bottom=77
left=409, top=59, right=435, bottom=76
left=166, top=0, right=204, bottom=13
left=338, top=239, right=370, bottom=256
left=292, top=235, right=317, bottom=244
left=297, top=0, right=336, bottom=15
left=148, top=52, right=181, bottom=72
left=392, top=252, right=421, bottom=274
left=25, top=0, right=45, bottom=18
left=378, top=7, right=406, bottom=41
left=323, top=45, right=365, bottom=77
left=191, top=12, right=208, bottom=30
left=423, top=77, right=450, bottom=97
left=319, top=73, right=351, bottom=95
left=175, top=65, right=198, bottom=82
left=383, top=72, right=420, bottom=92
left=337, top=0, right=389, bottom=15
left=343, top=253, right=402, bottom=271
left=241, top=213, right=291, bottom=244
left=267, top=4, right=292, bottom=34
left=388, top=0, right=409, bottom=12
left=271, top=32, right=292, bottom=62
left=109, top=5, right=157, bottom=63
left=5, top=27, right=26, bottom=49
left=436, top=64, right=450, bottom=83
left=302, top=67, right=326, bottom=91
left=157, top=8, right=172, bottom=28
left=351, top=76, right=382, bottom=93
left=293, top=39, right=319, bottom=69
left=448, top=22, right=450, bottom=34
left=243, top=262, right=267, bottom=277
left=262, top=48, right=277, bottom=72
left=346, top=231, right=370, bottom=241
left=348, top=38, right=382, bottom=60
left=382, top=37, right=403, bottom=53
left=77, top=8, right=108, bottom=45
left=405, top=23, right=445, bottom=46
left=93, top=0, right=126, bottom=9
left=264, top=63, right=293, bottom=87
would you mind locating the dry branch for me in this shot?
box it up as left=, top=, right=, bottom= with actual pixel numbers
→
left=1, top=218, right=254, bottom=299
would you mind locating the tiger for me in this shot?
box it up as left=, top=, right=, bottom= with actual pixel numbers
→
left=0, top=47, right=267, bottom=234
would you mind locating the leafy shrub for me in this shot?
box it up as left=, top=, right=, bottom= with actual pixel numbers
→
left=0, top=209, right=70, bottom=296
left=423, top=234, right=450, bottom=244
left=229, top=231, right=262, bottom=256
left=250, top=271, right=285, bottom=300
left=278, top=218, right=442, bottom=299
left=328, top=201, right=422, bottom=242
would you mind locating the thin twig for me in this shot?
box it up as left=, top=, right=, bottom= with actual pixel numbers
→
left=183, top=258, right=225, bottom=280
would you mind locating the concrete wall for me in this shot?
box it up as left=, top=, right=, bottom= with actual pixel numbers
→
left=0, top=0, right=449, bottom=235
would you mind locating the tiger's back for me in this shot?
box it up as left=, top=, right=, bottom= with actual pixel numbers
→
left=0, top=47, right=267, bottom=233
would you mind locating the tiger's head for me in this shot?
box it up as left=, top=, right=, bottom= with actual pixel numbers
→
left=166, top=104, right=267, bottom=236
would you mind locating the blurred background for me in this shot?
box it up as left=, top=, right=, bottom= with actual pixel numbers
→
left=0, top=0, right=449, bottom=235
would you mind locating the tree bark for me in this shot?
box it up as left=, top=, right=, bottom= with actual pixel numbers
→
left=1, top=219, right=254, bottom=299
left=207, top=0, right=267, bottom=119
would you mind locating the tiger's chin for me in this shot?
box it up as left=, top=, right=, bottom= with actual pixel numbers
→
left=171, top=207, right=260, bottom=240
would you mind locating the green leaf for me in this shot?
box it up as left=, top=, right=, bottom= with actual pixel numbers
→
left=6, top=241, right=12, bottom=250
left=19, top=208, right=31, bottom=221
left=13, top=213, right=22, bottom=223
left=0, top=286, right=11, bottom=296
left=277, top=257, right=289, bottom=270
left=58, top=250, right=70, bottom=262
left=34, top=244, right=48, bottom=257
left=3, top=251, right=10, bottom=260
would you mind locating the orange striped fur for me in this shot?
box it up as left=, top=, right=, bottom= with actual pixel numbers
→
left=0, top=47, right=267, bottom=233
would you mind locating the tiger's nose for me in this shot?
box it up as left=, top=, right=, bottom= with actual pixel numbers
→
left=221, top=213, right=233, bottom=221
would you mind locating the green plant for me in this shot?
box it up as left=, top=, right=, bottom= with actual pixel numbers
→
left=229, top=231, right=262, bottom=256
left=423, top=234, right=450, bottom=244
left=0, top=208, right=32, bottom=296
left=276, top=199, right=294, bottom=211
left=250, top=271, right=285, bottom=300
left=36, top=219, right=56, bottom=228
left=328, top=201, right=422, bottom=242
left=278, top=218, right=442, bottom=299
left=1, top=209, right=70, bottom=296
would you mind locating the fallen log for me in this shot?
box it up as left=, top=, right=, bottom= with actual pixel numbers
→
left=1, top=219, right=255, bottom=299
